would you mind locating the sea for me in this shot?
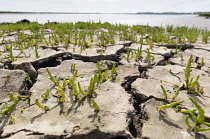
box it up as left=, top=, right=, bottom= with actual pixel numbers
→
left=0, top=13, right=210, bottom=29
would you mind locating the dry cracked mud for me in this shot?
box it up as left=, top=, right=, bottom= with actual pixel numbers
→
left=1, top=23, right=210, bottom=139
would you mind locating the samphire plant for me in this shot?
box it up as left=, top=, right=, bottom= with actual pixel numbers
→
left=26, top=73, right=33, bottom=85
left=96, top=61, right=108, bottom=84
left=1, top=93, right=20, bottom=115
left=46, top=68, right=59, bottom=85
left=91, top=98, right=100, bottom=111
left=4, top=46, right=17, bottom=62
left=41, top=89, right=50, bottom=100
left=183, top=55, right=204, bottom=95
left=201, top=30, right=210, bottom=44
left=181, top=97, right=210, bottom=132
left=145, top=48, right=154, bottom=62
left=156, top=85, right=183, bottom=111
left=180, top=53, right=184, bottom=61
left=45, top=68, right=69, bottom=103
left=55, top=88, right=66, bottom=103
left=110, top=63, right=118, bottom=81
left=0, top=92, right=20, bottom=123
left=175, top=45, right=183, bottom=54
left=69, top=73, right=100, bottom=111
left=70, top=63, right=76, bottom=73
left=123, top=47, right=133, bottom=61
left=35, top=99, right=49, bottom=111
left=134, top=41, right=143, bottom=61
left=156, top=101, right=184, bottom=112
left=146, top=38, right=154, bottom=48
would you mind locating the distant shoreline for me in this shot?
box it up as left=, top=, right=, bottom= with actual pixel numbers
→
left=0, top=11, right=205, bottom=15
left=0, top=11, right=209, bottom=29
left=199, top=13, right=210, bottom=18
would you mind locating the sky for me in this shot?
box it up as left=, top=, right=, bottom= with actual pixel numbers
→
left=0, top=0, right=210, bottom=13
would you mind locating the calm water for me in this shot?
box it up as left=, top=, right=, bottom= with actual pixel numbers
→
left=0, top=13, right=210, bottom=29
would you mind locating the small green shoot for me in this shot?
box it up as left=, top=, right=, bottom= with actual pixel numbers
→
left=180, top=53, right=184, bottom=61
left=183, top=57, right=204, bottom=94
left=110, top=63, right=118, bottom=81
left=35, top=99, right=44, bottom=108
left=172, top=87, right=180, bottom=101
left=91, top=98, right=100, bottom=112
left=5, top=46, right=17, bottom=62
left=9, top=92, right=19, bottom=101
left=41, top=89, right=50, bottom=100
left=78, top=82, right=86, bottom=96
left=200, top=58, right=205, bottom=67
left=123, top=48, right=133, bottom=61
left=69, top=79, right=78, bottom=96
left=35, top=99, right=49, bottom=111
left=46, top=68, right=58, bottom=85
left=35, top=47, right=40, bottom=58
left=156, top=101, right=184, bottom=112
left=134, top=45, right=143, bottom=61
left=100, top=70, right=108, bottom=83
left=97, top=61, right=102, bottom=79
left=146, top=38, right=154, bottom=48
left=160, top=85, right=167, bottom=100
left=71, top=70, right=78, bottom=82
left=26, top=73, right=32, bottom=85
left=9, top=113, right=16, bottom=124
left=201, top=30, right=210, bottom=44
left=55, top=88, right=66, bottom=103
left=184, top=55, right=193, bottom=86
left=87, top=74, right=98, bottom=96
left=70, top=63, right=76, bottom=73
left=145, top=48, right=154, bottom=62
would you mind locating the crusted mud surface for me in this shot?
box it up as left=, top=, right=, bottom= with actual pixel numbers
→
left=1, top=23, right=210, bottom=139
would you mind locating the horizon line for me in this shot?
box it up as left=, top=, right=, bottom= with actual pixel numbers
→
left=0, top=11, right=209, bottom=15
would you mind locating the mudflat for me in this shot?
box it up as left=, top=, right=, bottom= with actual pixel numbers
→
left=0, top=21, right=210, bottom=138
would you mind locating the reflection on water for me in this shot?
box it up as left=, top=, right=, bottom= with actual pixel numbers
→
left=0, top=13, right=209, bottom=29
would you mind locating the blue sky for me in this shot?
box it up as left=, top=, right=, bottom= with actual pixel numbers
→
left=0, top=0, right=210, bottom=13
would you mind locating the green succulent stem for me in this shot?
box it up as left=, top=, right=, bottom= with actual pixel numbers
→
left=160, top=85, right=167, bottom=100
left=156, top=101, right=184, bottom=112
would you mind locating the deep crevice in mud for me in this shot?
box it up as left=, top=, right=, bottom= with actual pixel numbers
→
left=155, top=59, right=170, bottom=66
left=128, top=117, right=138, bottom=138
left=7, top=42, right=131, bottom=73
left=2, top=57, right=63, bottom=71
left=3, top=41, right=132, bottom=72
left=19, top=80, right=33, bottom=96
left=44, top=135, right=66, bottom=139
left=109, top=136, right=129, bottom=139
left=156, top=44, right=194, bottom=51
left=32, top=57, right=63, bottom=70
left=193, top=56, right=206, bottom=70
left=40, top=46, right=60, bottom=51
left=128, top=90, right=148, bottom=138
left=158, top=52, right=174, bottom=66
left=163, top=52, right=174, bottom=60
left=69, top=128, right=130, bottom=139
left=122, top=81, right=141, bottom=137
left=3, top=61, right=14, bottom=70
left=30, top=52, right=121, bottom=70
left=128, top=86, right=174, bottom=138
left=121, top=75, right=150, bottom=138
left=121, top=76, right=140, bottom=91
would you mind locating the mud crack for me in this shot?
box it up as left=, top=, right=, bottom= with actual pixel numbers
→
left=1, top=129, right=44, bottom=138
